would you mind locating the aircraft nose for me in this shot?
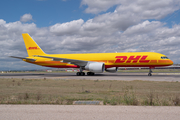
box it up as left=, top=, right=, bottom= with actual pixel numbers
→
left=169, top=60, right=173, bottom=65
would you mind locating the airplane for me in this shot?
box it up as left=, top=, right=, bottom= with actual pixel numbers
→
left=10, top=33, right=173, bottom=76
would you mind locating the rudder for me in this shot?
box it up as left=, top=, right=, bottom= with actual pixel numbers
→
left=22, top=33, right=46, bottom=57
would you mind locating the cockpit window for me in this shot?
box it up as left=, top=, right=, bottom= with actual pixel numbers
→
left=161, top=56, right=169, bottom=59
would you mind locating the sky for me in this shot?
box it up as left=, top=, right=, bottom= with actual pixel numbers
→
left=0, top=0, right=180, bottom=70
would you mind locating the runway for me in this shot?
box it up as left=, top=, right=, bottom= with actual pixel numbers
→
left=0, top=105, right=180, bottom=120
left=0, top=72, right=180, bottom=82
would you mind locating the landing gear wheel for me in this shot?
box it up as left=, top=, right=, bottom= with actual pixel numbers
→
left=148, top=73, right=152, bottom=76
left=87, top=72, right=95, bottom=76
left=87, top=72, right=90, bottom=76
left=80, top=72, right=85, bottom=76
left=76, top=72, right=85, bottom=76
left=76, top=72, right=80, bottom=76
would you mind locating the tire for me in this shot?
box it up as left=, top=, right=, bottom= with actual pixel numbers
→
left=91, top=72, right=95, bottom=75
left=148, top=73, right=152, bottom=76
left=87, top=72, right=95, bottom=76
left=87, top=72, right=90, bottom=76
left=76, top=72, right=80, bottom=76
left=81, top=72, right=85, bottom=76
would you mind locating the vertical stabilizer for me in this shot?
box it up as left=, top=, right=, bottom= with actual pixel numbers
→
left=22, top=33, right=46, bottom=57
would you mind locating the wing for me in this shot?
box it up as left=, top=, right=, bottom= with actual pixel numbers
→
left=10, top=56, right=36, bottom=62
left=36, top=55, right=89, bottom=66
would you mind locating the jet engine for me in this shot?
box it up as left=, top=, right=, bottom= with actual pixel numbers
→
left=85, top=62, right=105, bottom=73
left=105, top=67, right=118, bottom=73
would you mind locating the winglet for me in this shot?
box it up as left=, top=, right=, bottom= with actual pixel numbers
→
left=22, top=33, right=46, bottom=57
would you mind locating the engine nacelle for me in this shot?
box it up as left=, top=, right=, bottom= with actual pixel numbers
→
left=85, top=62, right=105, bottom=73
left=105, top=67, right=118, bottom=73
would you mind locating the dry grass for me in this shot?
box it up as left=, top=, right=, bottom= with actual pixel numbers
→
left=0, top=78, right=180, bottom=105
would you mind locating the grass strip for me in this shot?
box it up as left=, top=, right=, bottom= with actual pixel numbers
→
left=0, top=78, right=179, bottom=106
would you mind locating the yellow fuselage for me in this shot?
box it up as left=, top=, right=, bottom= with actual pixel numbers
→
left=25, top=52, right=173, bottom=68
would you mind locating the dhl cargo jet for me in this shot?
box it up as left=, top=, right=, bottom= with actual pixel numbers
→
left=11, top=33, right=173, bottom=76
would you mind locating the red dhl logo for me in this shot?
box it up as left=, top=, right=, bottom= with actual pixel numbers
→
left=27, top=47, right=39, bottom=50
left=115, top=55, right=150, bottom=63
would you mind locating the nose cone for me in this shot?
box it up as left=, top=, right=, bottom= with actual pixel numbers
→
left=169, top=59, right=173, bottom=65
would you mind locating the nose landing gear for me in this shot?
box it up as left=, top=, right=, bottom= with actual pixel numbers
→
left=148, top=67, right=154, bottom=76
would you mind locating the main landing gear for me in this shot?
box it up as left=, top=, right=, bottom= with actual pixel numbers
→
left=76, top=67, right=85, bottom=76
left=87, top=72, right=95, bottom=76
left=76, top=67, right=95, bottom=76
left=76, top=72, right=85, bottom=76
left=76, top=72, right=95, bottom=76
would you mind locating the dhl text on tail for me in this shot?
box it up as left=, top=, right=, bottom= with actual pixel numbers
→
left=11, top=33, right=173, bottom=76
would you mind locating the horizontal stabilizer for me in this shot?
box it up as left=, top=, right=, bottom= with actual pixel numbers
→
left=10, top=56, right=36, bottom=62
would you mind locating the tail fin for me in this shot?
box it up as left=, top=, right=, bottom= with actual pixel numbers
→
left=22, top=33, right=46, bottom=57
